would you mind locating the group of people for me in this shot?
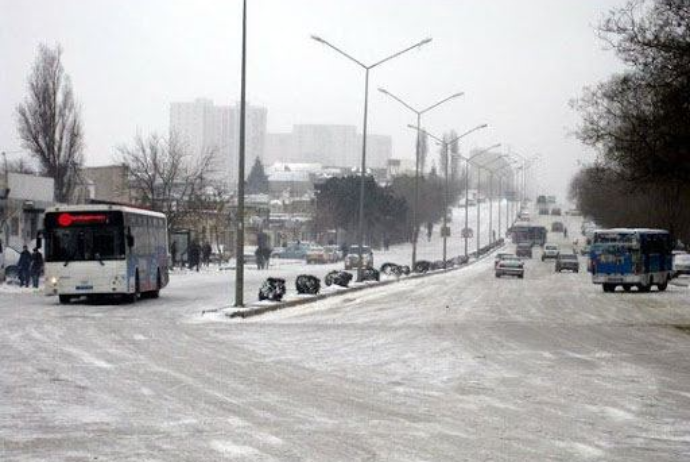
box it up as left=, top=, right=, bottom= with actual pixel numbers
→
left=17, top=245, right=44, bottom=288
left=170, top=240, right=213, bottom=272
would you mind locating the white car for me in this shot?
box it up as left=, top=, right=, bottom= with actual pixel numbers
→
left=541, top=244, right=560, bottom=261
left=673, top=252, right=690, bottom=277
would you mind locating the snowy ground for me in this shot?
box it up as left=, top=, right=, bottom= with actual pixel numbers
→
left=2, top=208, right=690, bottom=461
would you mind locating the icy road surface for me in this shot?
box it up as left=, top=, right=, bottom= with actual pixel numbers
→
left=2, top=213, right=690, bottom=461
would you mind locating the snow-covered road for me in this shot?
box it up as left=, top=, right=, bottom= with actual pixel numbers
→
left=3, top=211, right=690, bottom=461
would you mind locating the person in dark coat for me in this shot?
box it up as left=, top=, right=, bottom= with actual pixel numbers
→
left=188, top=240, right=200, bottom=272
left=30, top=248, right=44, bottom=288
left=17, top=245, right=32, bottom=288
left=170, top=241, right=178, bottom=268
left=202, top=242, right=212, bottom=267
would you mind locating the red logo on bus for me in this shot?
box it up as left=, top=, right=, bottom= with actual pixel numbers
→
left=57, top=213, right=107, bottom=226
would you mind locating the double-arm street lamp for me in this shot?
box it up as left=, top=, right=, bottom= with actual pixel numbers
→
left=312, top=35, right=432, bottom=280
left=379, top=88, right=464, bottom=267
left=465, top=145, right=502, bottom=257
left=407, top=124, right=488, bottom=267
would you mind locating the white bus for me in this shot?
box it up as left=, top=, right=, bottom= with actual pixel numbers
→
left=41, top=204, right=169, bottom=303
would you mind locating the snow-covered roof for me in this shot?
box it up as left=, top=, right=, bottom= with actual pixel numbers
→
left=268, top=171, right=311, bottom=182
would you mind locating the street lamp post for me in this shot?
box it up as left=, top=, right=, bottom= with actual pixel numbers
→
left=234, top=0, right=248, bottom=307
left=481, top=155, right=510, bottom=245
left=378, top=88, right=463, bottom=268
left=465, top=144, right=501, bottom=258
left=312, top=35, right=432, bottom=280
left=408, top=124, right=488, bottom=268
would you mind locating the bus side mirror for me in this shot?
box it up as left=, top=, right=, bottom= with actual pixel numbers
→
left=126, top=228, right=134, bottom=248
left=35, top=231, right=43, bottom=250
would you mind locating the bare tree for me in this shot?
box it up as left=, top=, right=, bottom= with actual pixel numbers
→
left=118, top=132, right=216, bottom=232
left=16, top=44, right=84, bottom=202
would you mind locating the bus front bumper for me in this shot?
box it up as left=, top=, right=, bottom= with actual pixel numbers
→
left=593, top=274, right=642, bottom=285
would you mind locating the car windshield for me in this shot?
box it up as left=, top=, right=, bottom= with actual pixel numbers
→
left=546, top=245, right=558, bottom=250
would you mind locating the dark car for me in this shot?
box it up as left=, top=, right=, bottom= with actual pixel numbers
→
left=551, top=221, right=564, bottom=232
left=551, top=207, right=562, bottom=216
left=515, top=243, right=533, bottom=258
left=555, top=253, right=579, bottom=273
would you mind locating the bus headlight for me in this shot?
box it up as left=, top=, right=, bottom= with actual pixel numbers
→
left=49, top=276, right=58, bottom=286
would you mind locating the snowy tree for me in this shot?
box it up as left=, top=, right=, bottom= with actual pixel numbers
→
left=246, top=157, right=269, bottom=194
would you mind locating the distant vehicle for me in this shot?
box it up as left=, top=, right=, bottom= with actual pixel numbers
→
left=494, top=252, right=515, bottom=268
left=43, top=205, right=169, bottom=303
left=519, top=210, right=531, bottom=221
left=510, top=225, right=547, bottom=247
left=542, top=244, right=560, bottom=261
left=537, top=195, right=547, bottom=204
left=672, top=252, right=690, bottom=277
left=495, top=256, right=524, bottom=278
left=590, top=228, right=673, bottom=293
left=2, top=245, right=21, bottom=280
left=306, top=246, right=328, bottom=264
left=547, top=195, right=557, bottom=204
left=551, top=207, right=562, bottom=216
left=551, top=221, right=564, bottom=232
left=516, top=242, right=533, bottom=258
left=273, top=242, right=312, bottom=259
left=555, top=253, right=580, bottom=272
left=539, top=207, right=550, bottom=215
left=323, top=245, right=342, bottom=262
left=345, top=245, right=373, bottom=270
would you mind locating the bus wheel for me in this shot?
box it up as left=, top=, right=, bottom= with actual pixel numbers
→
left=603, top=284, right=614, bottom=293
left=657, top=280, right=668, bottom=292
left=58, top=295, right=71, bottom=304
left=638, top=282, right=651, bottom=293
left=150, top=270, right=161, bottom=299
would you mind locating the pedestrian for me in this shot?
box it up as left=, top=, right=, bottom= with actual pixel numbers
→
left=564, top=227, right=569, bottom=238
left=255, top=247, right=264, bottom=270
left=202, top=241, right=212, bottom=267
left=30, top=248, right=44, bottom=288
left=188, top=240, right=200, bottom=272
left=170, top=241, right=178, bottom=268
left=17, top=245, right=32, bottom=288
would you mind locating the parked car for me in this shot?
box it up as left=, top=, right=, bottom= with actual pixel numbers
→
left=323, top=245, right=342, bottom=262
left=494, top=253, right=515, bottom=268
left=273, top=242, right=312, bottom=260
left=345, top=245, right=374, bottom=270
left=542, top=244, right=560, bottom=261
left=495, top=256, right=525, bottom=278
left=539, top=207, right=550, bottom=215
left=2, top=246, right=21, bottom=280
left=551, top=207, right=562, bottom=216
left=555, top=253, right=580, bottom=272
left=551, top=221, right=564, bottom=232
left=516, top=243, right=533, bottom=258
left=306, top=246, right=329, bottom=264
left=672, top=252, right=690, bottom=277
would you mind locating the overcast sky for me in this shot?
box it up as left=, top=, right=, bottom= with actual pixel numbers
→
left=0, top=0, right=627, bottom=198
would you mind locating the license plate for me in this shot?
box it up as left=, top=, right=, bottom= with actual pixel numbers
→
left=75, top=285, right=93, bottom=290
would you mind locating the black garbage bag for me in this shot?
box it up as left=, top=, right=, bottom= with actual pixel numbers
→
left=380, top=262, right=402, bottom=276
left=458, top=255, right=469, bottom=265
left=325, top=270, right=353, bottom=287
left=361, top=267, right=380, bottom=282
left=258, top=277, right=286, bottom=302
left=432, top=260, right=445, bottom=271
left=296, top=274, right=321, bottom=295
left=414, top=260, right=432, bottom=273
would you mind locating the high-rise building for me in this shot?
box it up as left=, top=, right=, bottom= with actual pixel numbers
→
left=264, top=124, right=392, bottom=169
left=169, top=98, right=266, bottom=184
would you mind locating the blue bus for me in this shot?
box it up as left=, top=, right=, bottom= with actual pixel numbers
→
left=42, top=204, right=169, bottom=303
left=589, top=228, right=673, bottom=293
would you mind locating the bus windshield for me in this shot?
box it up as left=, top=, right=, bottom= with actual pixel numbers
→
left=46, top=226, right=126, bottom=262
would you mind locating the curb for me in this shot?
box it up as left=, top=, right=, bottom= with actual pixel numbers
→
left=223, top=242, right=506, bottom=320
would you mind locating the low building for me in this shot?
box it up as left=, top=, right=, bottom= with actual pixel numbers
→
left=74, top=164, right=132, bottom=204
left=1, top=172, right=54, bottom=249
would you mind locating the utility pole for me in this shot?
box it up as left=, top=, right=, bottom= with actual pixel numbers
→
left=234, top=0, right=247, bottom=307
